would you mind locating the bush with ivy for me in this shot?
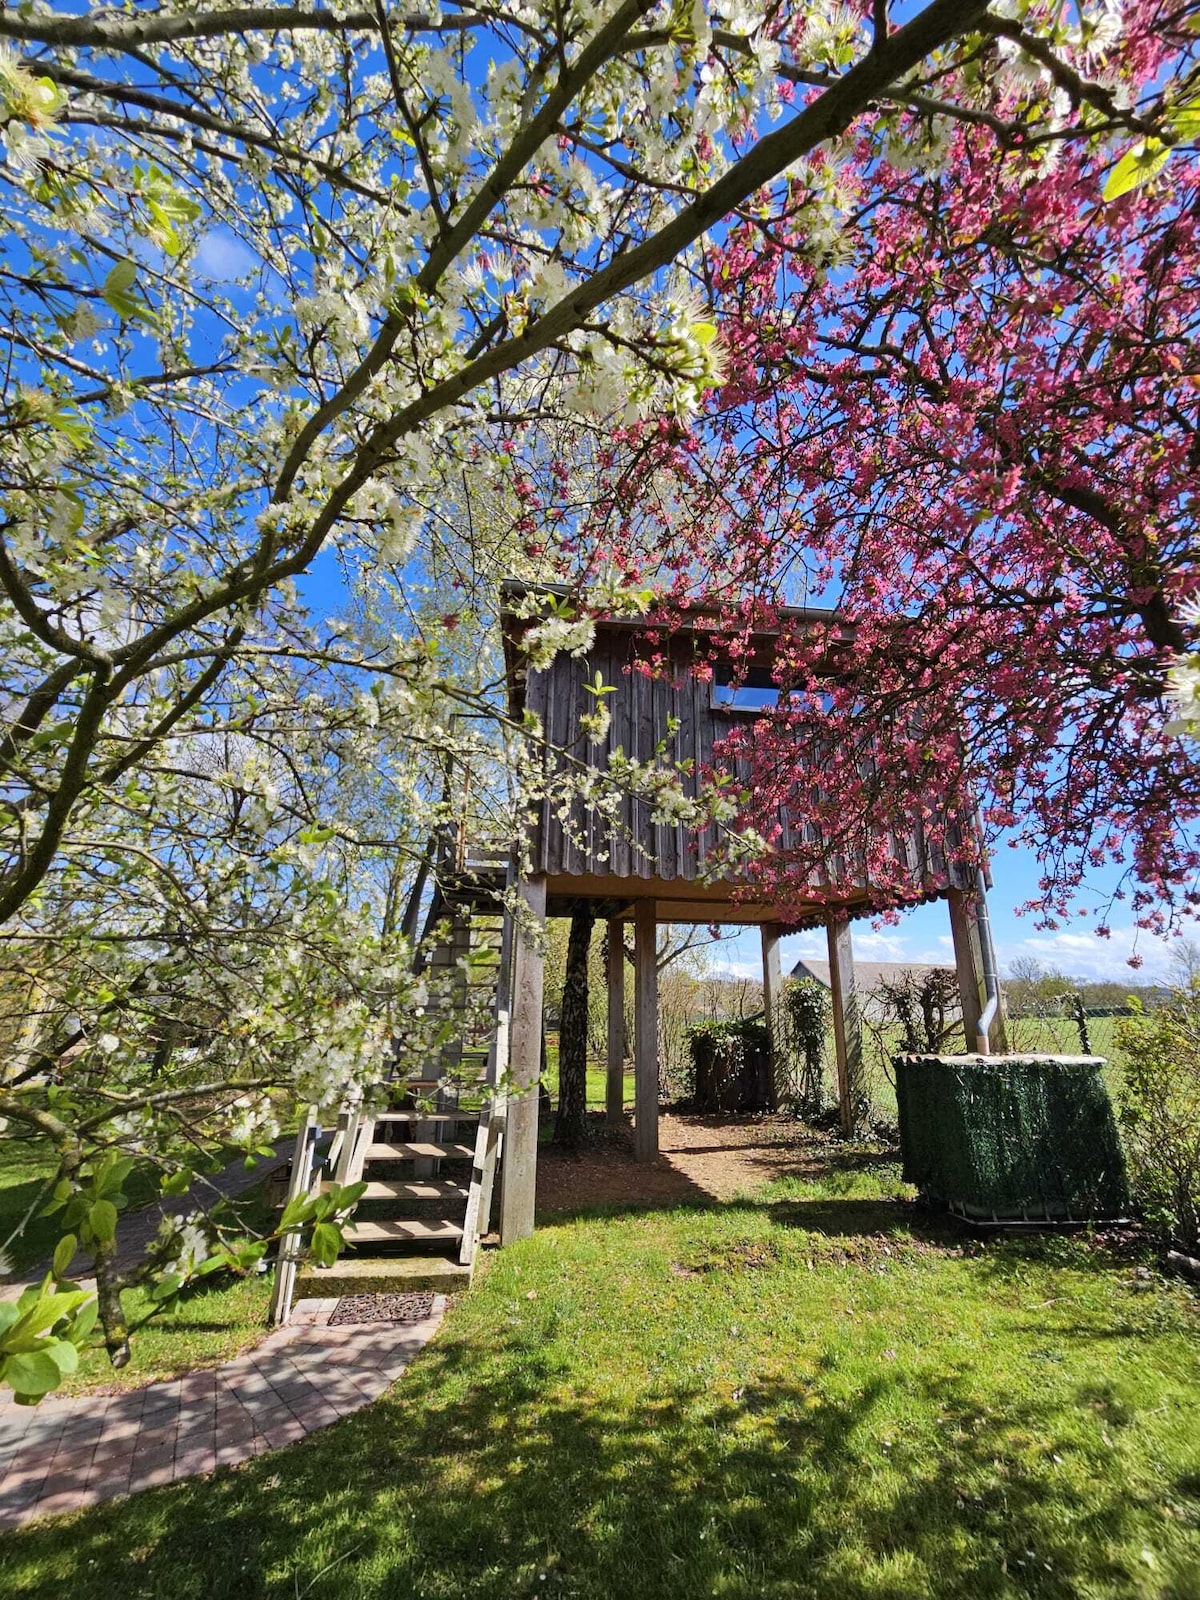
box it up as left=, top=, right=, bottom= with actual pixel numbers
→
left=1115, top=987, right=1200, bottom=1253
left=782, top=978, right=829, bottom=1113
left=687, top=1018, right=772, bottom=1112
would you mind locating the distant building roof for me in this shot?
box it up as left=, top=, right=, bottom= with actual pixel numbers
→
left=790, top=959, right=955, bottom=993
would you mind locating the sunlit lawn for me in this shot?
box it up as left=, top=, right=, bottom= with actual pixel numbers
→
left=52, top=1272, right=274, bottom=1398
left=2, top=1156, right=1198, bottom=1600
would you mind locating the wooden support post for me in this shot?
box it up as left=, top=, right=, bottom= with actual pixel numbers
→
left=633, top=899, right=659, bottom=1163
left=948, top=888, right=984, bottom=1051
left=826, top=912, right=865, bottom=1137
left=760, top=921, right=783, bottom=1110
left=499, top=875, right=547, bottom=1244
left=947, top=887, right=1008, bottom=1053
left=606, top=916, right=626, bottom=1126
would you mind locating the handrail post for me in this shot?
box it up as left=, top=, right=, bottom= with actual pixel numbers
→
left=268, top=1106, right=320, bottom=1327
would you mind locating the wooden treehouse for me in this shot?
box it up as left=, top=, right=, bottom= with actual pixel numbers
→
left=273, top=588, right=1005, bottom=1316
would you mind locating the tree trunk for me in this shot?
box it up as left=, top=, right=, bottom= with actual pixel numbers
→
left=555, top=909, right=594, bottom=1148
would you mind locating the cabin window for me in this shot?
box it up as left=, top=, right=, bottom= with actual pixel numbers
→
left=710, top=665, right=784, bottom=713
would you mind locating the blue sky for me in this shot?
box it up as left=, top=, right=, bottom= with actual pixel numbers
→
left=709, top=887, right=1185, bottom=988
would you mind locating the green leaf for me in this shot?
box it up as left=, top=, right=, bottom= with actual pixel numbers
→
left=1171, top=96, right=1200, bottom=142
left=94, top=1156, right=136, bottom=1199
left=6, top=1289, right=92, bottom=1345
left=88, top=1198, right=117, bottom=1244
left=1103, top=138, right=1170, bottom=201
left=4, top=1349, right=63, bottom=1398
left=145, top=198, right=182, bottom=257
left=51, top=1234, right=77, bottom=1280
left=309, top=1221, right=342, bottom=1268
left=279, top=1194, right=315, bottom=1232
left=43, top=1338, right=79, bottom=1377
left=68, top=1298, right=98, bottom=1345
left=101, top=259, right=154, bottom=324
left=297, top=825, right=336, bottom=844
left=46, top=406, right=91, bottom=448
left=161, top=1167, right=193, bottom=1197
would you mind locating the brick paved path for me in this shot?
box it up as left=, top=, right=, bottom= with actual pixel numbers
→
left=0, top=1296, right=444, bottom=1531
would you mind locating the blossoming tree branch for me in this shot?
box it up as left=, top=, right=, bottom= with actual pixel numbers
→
left=0, top=0, right=1190, bottom=1393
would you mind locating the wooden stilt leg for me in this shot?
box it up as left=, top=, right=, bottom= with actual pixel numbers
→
left=499, top=875, right=547, bottom=1243
left=606, top=916, right=626, bottom=1126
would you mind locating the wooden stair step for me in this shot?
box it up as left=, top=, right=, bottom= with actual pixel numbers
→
left=396, top=1080, right=486, bottom=1093
left=377, top=1110, right=480, bottom=1124
left=358, top=1179, right=469, bottom=1201
left=365, top=1140, right=475, bottom=1161
left=345, top=1218, right=464, bottom=1244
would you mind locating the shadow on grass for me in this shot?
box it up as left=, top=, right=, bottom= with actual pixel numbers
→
left=3, top=1304, right=1196, bottom=1600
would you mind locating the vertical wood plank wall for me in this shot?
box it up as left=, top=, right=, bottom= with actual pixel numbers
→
left=520, top=622, right=970, bottom=899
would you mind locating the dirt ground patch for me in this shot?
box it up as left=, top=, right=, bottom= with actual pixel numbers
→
left=535, top=1112, right=893, bottom=1214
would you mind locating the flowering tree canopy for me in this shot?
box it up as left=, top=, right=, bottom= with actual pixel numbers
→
left=581, top=0, right=1200, bottom=937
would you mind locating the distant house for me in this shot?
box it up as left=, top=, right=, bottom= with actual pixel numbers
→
left=790, top=958, right=958, bottom=1024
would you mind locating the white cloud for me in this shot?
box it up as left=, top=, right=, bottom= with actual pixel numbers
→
left=995, top=926, right=1175, bottom=982
left=195, top=230, right=259, bottom=282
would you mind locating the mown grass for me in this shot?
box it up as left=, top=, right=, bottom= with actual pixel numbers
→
left=0, top=1135, right=278, bottom=1392
left=0, top=1138, right=166, bottom=1275
left=55, top=1271, right=274, bottom=1397
left=0, top=1135, right=267, bottom=1277
left=2, top=1161, right=1198, bottom=1599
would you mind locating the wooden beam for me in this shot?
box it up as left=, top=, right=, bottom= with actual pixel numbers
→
left=606, top=916, right=626, bottom=1126
left=826, top=912, right=866, bottom=1136
left=760, top=921, right=783, bottom=1110
left=633, top=899, right=659, bottom=1162
left=499, top=875, right=547, bottom=1244
left=947, top=887, right=1007, bottom=1053
left=947, top=887, right=984, bottom=1051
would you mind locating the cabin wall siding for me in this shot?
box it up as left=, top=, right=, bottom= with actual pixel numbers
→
left=522, top=622, right=970, bottom=905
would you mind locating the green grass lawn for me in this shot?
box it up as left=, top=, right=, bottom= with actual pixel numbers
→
left=54, top=1271, right=274, bottom=1397
left=0, top=1135, right=266, bottom=1277
left=0, top=1137, right=180, bottom=1276
left=0, top=1135, right=278, bottom=1392
left=2, top=1160, right=1198, bottom=1599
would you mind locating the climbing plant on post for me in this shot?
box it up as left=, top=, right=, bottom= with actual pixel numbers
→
left=784, top=978, right=830, bottom=1117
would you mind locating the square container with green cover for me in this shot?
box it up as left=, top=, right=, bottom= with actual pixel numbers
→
left=895, top=1054, right=1129, bottom=1223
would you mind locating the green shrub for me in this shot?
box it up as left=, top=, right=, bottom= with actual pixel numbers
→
left=1116, top=988, right=1200, bottom=1252
left=782, top=977, right=829, bottom=1112
left=686, top=1018, right=771, bottom=1112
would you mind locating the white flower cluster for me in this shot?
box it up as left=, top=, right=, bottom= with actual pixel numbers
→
left=525, top=614, right=597, bottom=668
left=228, top=1093, right=280, bottom=1148
left=1164, top=601, right=1200, bottom=740
left=159, top=1211, right=210, bottom=1279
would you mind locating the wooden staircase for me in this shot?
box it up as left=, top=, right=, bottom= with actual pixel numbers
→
left=286, top=849, right=513, bottom=1307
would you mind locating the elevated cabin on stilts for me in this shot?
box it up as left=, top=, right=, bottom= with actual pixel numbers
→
left=492, top=584, right=1005, bottom=1245
left=274, top=585, right=1005, bottom=1320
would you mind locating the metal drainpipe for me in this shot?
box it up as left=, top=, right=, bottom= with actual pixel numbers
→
left=974, top=867, right=1001, bottom=1055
